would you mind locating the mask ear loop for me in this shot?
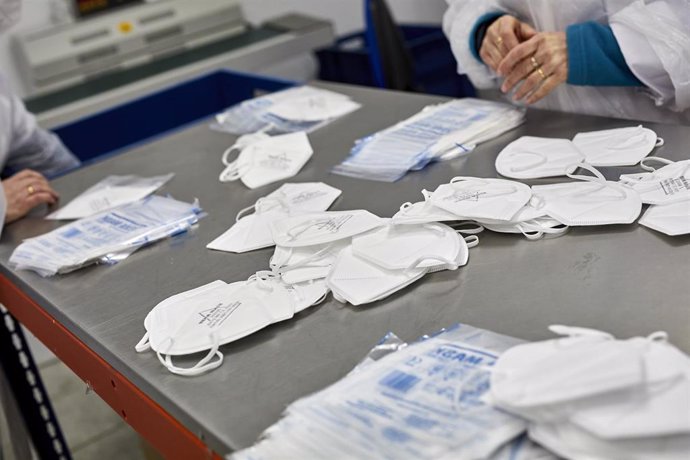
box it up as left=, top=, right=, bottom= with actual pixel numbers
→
left=640, top=157, right=674, bottom=172
left=235, top=195, right=291, bottom=222
left=274, top=244, right=336, bottom=275
left=463, top=235, right=479, bottom=248
left=135, top=332, right=150, bottom=352
left=565, top=163, right=627, bottom=201
left=156, top=334, right=224, bottom=377
left=450, top=221, right=484, bottom=235
left=549, top=325, right=615, bottom=340
left=507, top=150, right=548, bottom=172
left=285, top=216, right=341, bottom=242
left=404, top=254, right=458, bottom=275
left=220, top=159, right=252, bottom=183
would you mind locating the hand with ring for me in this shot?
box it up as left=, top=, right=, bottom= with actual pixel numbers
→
left=497, top=31, right=569, bottom=104
left=479, top=15, right=537, bottom=73
left=2, top=169, right=60, bottom=223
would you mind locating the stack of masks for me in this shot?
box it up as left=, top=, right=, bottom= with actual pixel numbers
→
left=621, top=157, right=690, bottom=236
left=140, top=183, right=479, bottom=375
left=495, top=126, right=688, bottom=236
left=212, top=85, right=361, bottom=135
left=490, top=325, right=690, bottom=460
left=333, top=98, right=525, bottom=182
left=10, top=196, right=202, bottom=277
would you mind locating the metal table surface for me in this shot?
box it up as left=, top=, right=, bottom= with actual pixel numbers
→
left=1, top=82, right=689, bottom=456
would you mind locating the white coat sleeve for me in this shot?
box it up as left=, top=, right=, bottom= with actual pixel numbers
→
left=4, top=90, right=80, bottom=178
left=442, top=0, right=505, bottom=89
left=609, top=0, right=690, bottom=112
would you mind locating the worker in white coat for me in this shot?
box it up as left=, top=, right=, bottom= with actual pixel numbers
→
left=443, top=0, right=690, bottom=125
left=0, top=0, right=79, bottom=236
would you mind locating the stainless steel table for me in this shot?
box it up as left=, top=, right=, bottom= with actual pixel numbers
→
left=1, top=83, right=688, bottom=458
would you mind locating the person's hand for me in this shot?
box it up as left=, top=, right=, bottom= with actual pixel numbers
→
left=497, top=31, right=568, bottom=104
left=479, top=16, right=537, bottom=72
left=2, top=169, right=59, bottom=223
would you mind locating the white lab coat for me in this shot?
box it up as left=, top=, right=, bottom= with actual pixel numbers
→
left=0, top=74, right=79, bottom=234
left=443, top=0, right=690, bottom=125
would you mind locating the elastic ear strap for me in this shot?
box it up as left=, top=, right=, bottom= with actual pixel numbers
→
left=451, top=222, right=484, bottom=235
left=135, top=332, right=150, bottom=352
left=566, top=162, right=606, bottom=182
left=275, top=244, right=334, bottom=274
left=640, top=156, right=674, bottom=172
left=405, top=254, right=457, bottom=273
left=157, top=335, right=223, bottom=376
left=548, top=324, right=614, bottom=340
left=464, top=235, right=479, bottom=248
left=507, top=150, right=548, bottom=172
left=222, top=145, right=242, bottom=166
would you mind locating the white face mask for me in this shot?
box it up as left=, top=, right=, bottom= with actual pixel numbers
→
left=207, top=182, right=342, bottom=253
left=572, top=125, right=662, bottom=167
left=491, top=326, right=687, bottom=426
left=271, top=210, right=383, bottom=248
left=351, top=223, right=469, bottom=271
left=391, top=189, right=461, bottom=225
left=529, top=421, right=690, bottom=460
left=620, top=158, right=690, bottom=205
left=219, top=132, right=313, bottom=189
left=0, top=0, right=20, bottom=33
left=326, top=246, right=429, bottom=306
left=531, top=164, right=642, bottom=226
left=270, top=239, right=350, bottom=284
left=430, top=177, right=532, bottom=222
left=136, top=274, right=326, bottom=376
left=495, top=137, right=585, bottom=179
left=267, top=92, right=361, bottom=122
left=638, top=201, right=690, bottom=236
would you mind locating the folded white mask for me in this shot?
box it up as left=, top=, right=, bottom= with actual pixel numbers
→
left=495, top=137, right=585, bottom=179
left=491, top=326, right=686, bottom=423
left=572, top=125, right=662, bottom=167
left=531, top=164, right=642, bottom=226
left=326, top=247, right=429, bottom=306
left=137, top=280, right=275, bottom=376
left=220, top=132, right=313, bottom=189
left=391, top=189, right=461, bottom=225
left=639, top=201, right=690, bottom=236
left=207, top=182, right=342, bottom=253
left=529, top=421, right=690, bottom=460
left=271, top=210, right=383, bottom=248
left=270, top=239, right=350, bottom=284
left=620, top=158, right=690, bottom=205
left=430, top=177, right=532, bottom=222
left=268, top=92, right=361, bottom=122
left=351, top=223, right=469, bottom=270
left=136, top=274, right=326, bottom=376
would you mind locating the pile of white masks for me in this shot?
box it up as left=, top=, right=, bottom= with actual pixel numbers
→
left=219, top=131, right=314, bottom=189
left=135, top=273, right=329, bottom=377
left=333, top=98, right=524, bottom=182
left=490, top=325, right=690, bottom=460
left=207, top=182, right=342, bottom=253
left=10, top=196, right=202, bottom=277
left=621, top=157, right=690, bottom=236
left=496, top=126, right=663, bottom=179
left=46, top=173, right=174, bottom=220
left=231, top=323, right=557, bottom=460
left=211, top=85, right=361, bottom=135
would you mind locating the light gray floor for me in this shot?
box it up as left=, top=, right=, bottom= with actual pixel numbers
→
left=38, top=357, right=149, bottom=459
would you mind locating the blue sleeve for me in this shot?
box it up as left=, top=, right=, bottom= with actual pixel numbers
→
left=566, top=22, right=642, bottom=87
left=469, top=12, right=505, bottom=63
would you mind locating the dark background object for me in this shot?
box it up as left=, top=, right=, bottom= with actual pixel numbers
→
left=74, top=0, right=143, bottom=18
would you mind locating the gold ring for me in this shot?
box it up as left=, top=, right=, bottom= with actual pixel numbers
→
left=537, top=67, right=547, bottom=80
left=27, top=185, right=35, bottom=195
left=530, top=56, right=540, bottom=69
left=495, top=36, right=504, bottom=46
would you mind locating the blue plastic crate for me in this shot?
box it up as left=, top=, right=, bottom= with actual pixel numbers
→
left=316, top=25, right=475, bottom=98
left=54, top=70, right=295, bottom=165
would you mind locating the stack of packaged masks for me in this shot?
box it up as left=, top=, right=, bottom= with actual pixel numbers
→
left=231, top=324, right=555, bottom=460
left=212, top=85, right=361, bottom=135
left=10, top=196, right=202, bottom=277
left=333, top=98, right=525, bottom=182
left=139, top=183, right=479, bottom=375
left=232, top=324, right=689, bottom=460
